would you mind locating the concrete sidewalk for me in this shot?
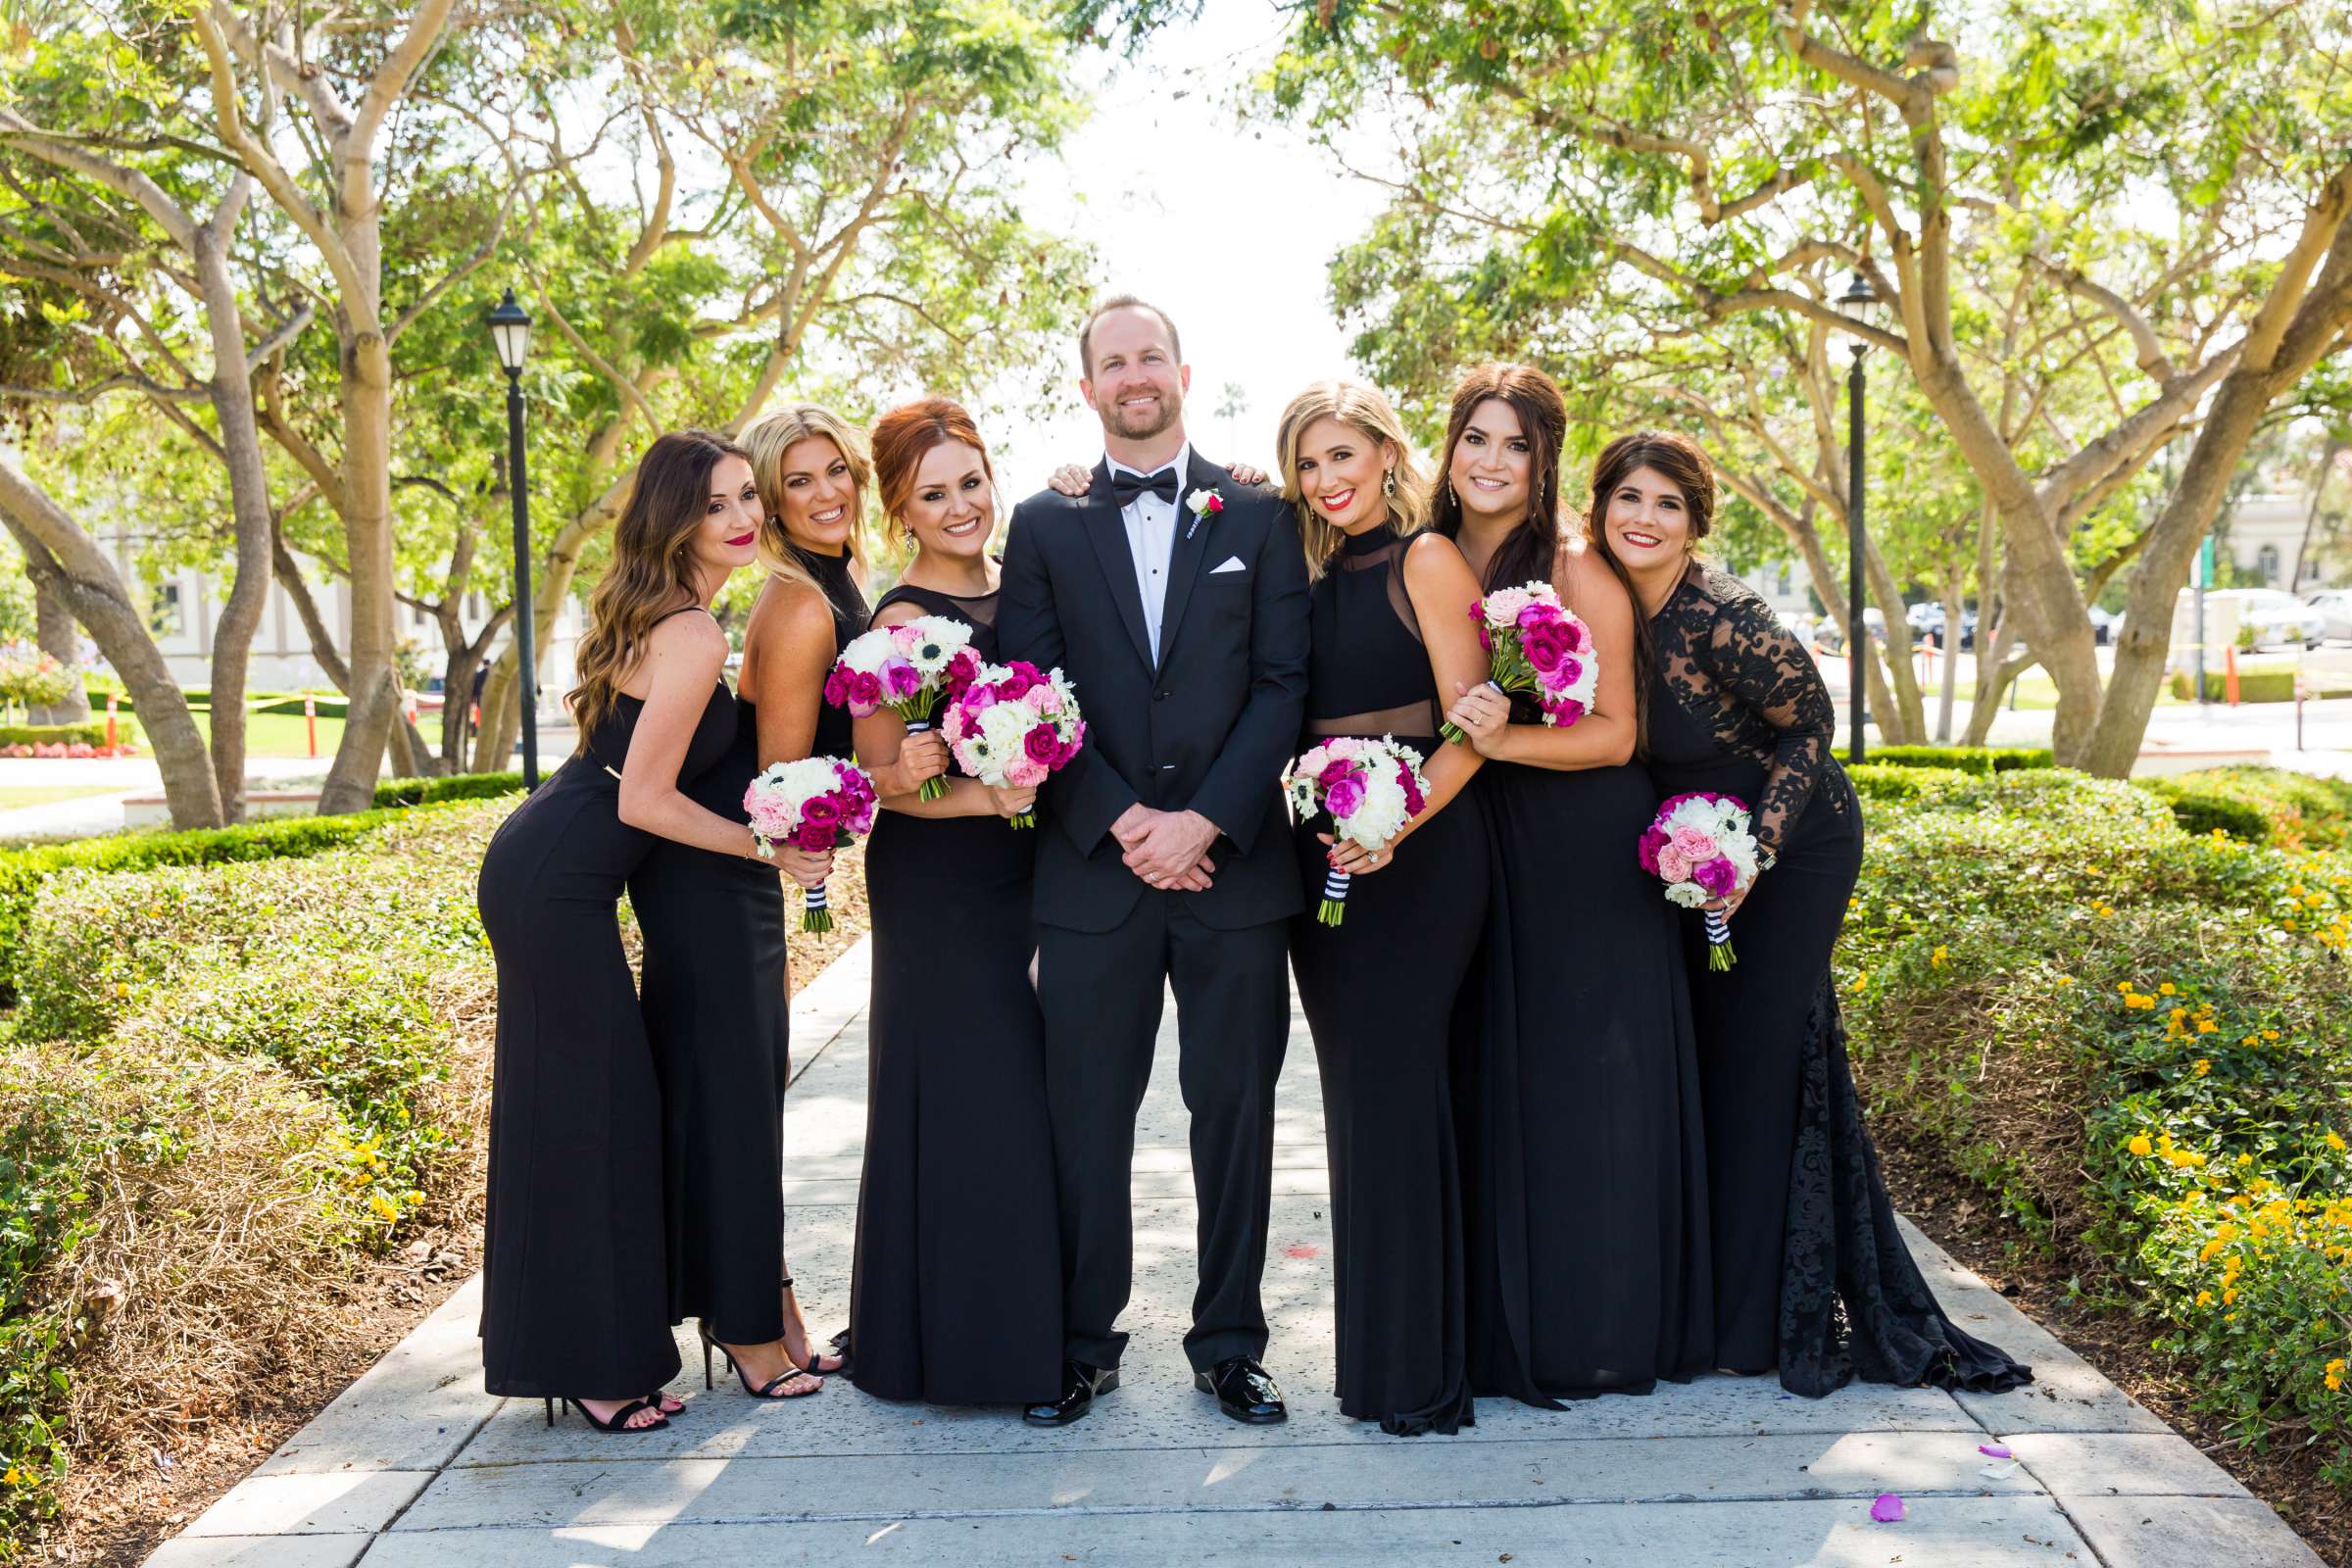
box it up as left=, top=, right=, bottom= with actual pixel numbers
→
left=144, top=940, right=2322, bottom=1567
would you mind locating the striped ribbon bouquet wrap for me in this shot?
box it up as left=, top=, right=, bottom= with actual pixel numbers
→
left=1283, top=735, right=1429, bottom=928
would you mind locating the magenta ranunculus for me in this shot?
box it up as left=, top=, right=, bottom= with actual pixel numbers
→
left=1325, top=774, right=1366, bottom=818
left=795, top=820, right=836, bottom=852
left=1397, top=761, right=1425, bottom=816
left=1520, top=622, right=1571, bottom=672
left=1692, top=856, right=1739, bottom=898
left=823, top=668, right=850, bottom=708
left=1637, top=826, right=1669, bottom=874
left=1517, top=601, right=1560, bottom=631
left=1023, top=724, right=1059, bottom=763
left=1317, top=758, right=1355, bottom=788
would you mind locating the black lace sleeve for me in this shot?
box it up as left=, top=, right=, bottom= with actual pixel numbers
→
left=1703, top=594, right=1834, bottom=856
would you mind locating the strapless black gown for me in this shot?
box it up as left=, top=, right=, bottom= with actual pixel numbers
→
left=1457, top=595, right=1713, bottom=1404
left=1646, top=562, right=2029, bottom=1396
left=477, top=675, right=735, bottom=1396
left=1288, top=524, right=1485, bottom=1435
left=848, top=582, right=1060, bottom=1404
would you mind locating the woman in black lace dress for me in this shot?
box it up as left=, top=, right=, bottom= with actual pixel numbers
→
left=842, top=398, right=1061, bottom=1405
left=1271, top=382, right=1491, bottom=1435
left=478, top=430, right=768, bottom=1432
left=1437, top=367, right=1714, bottom=1403
left=1598, top=428, right=2029, bottom=1396
left=628, top=406, right=889, bottom=1402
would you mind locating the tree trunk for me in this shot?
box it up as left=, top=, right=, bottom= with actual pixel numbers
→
left=2289, top=436, right=2344, bottom=590
left=1766, top=505, right=1909, bottom=746
left=271, top=527, right=352, bottom=693
left=0, top=454, right=222, bottom=827
left=1859, top=529, right=1927, bottom=744
left=319, top=330, right=400, bottom=813
left=191, top=220, right=273, bottom=824
left=31, top=581, right=90, bottom=723
left=475, top=480, right=622, bottom=770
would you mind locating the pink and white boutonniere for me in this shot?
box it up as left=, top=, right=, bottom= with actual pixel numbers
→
left=1184, top=487, right=1223, bottom=538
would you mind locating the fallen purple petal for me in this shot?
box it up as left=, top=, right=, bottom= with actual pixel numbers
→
left=1870, top=1493, right=1906, bottom=1524
left=1978, top=1444, right=2013, bottom=1459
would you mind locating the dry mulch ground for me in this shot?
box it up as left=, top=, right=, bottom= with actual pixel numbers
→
left=1877, top=1127, right=2350, bottom=1567
left=56, top=849, right=869, bottom=1567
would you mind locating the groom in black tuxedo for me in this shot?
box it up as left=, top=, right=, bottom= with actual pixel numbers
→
left=998, top=296, right=1309, bottom=1427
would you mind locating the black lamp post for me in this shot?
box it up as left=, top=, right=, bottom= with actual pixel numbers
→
left=1837, top=269, right=1878, bottom=765
left=486, top=287, right=538, bottom=790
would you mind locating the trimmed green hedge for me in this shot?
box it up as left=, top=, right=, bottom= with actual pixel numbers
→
left=2138, top=767, right=2352, bottom=851
left=372, top=771, right=524, bottom=808
left=0, top=808, right=433, bottom=1004
left=2138, top=777, right=2276, bottom=844
left=1863, top=744, right=2055, bottom=773
left=2169, top=669, right=2299, bottom=704
left=0, top=720, right=138, bottom=749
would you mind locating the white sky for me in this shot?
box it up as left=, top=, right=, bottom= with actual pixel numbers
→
left=986, top=0, right=1390, bottom=493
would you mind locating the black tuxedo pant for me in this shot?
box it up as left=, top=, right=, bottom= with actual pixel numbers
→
left=1036, top=897, right=1290, bottom=1373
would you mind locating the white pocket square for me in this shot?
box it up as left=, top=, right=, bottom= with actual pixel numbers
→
left=1210, top=556, right=1248, bottom=574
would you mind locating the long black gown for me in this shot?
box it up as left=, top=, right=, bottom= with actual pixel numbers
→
left=1288, top=525, right=1486, bottom=1435
left=847, top=583, right=1061, bottom=1404
left=1645, top=562, right=2030, bottom=1396
left=629, top=546, right=868, bottom=1348
left=1457, top=574, right=1714, bottom=1405
left=477, top=662, right=736, bottom=1397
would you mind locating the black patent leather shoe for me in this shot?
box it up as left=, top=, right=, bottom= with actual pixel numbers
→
left=1194, top=1355, right=1287, bottom=1424
left=1023, top=1359, right=1118, bottom=1427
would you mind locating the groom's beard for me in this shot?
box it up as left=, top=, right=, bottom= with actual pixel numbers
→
left=1097, top=386, right=1182, bottom=443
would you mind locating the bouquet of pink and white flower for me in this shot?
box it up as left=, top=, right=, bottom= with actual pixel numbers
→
left=1440, top=580, right=1598, bottom=743
left=1638, top=791, right=1760, bottom=969
left=939, top=660, right=1086, bottom=829
left=1283, top=735, right=1429, bottom=927
left=744, top=756, right=878, bottom=932
left=824, top=615, right=983, bottom=801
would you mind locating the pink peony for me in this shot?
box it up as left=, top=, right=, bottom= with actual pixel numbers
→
left=1521, top=622, right=1571, bottom=673
left=1669, top=825, right=1716, bottom=859
left=1005, top=755, right=1049, bottom=788
left=881, top=658, right=921, bottom=699
left=1548, top=697, right=1586, bottom=725
left=1517, top=602, right=1560, bottom=631
left=1692, top=856, right=1739, bottom=898
left=1325, top=774, right=1366, bottom=818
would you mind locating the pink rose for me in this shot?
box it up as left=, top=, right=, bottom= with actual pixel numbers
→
left=1516, top=602, right=1560, bottom=631
left=803, top=796, right=843, bottom=830
left=1637, top=826, right=1669, bottom=875
left=1656, top=844, right=1692, bottom=882
left=1520, top=622, right=1570, bottom=673
left=1317, top=758, right=1355, bottom=788
left=823, top=668, right=850, bottom=709
left=850, top=669, right=883, bottom=710
left=1023, top=725, right=1060, bottom=764
left=1548, top=697, right=1586, bottom=726
left=998, top=662, right=1042, bottom=699
left=795, top=821, right=836, bottom=853
left=882, top=657, right=921, bottom=699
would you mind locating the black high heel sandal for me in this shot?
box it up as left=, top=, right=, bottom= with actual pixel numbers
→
left=701, top=1321, right=824, bottom=1398
left=543, top=1395, right=670, bottom=1434
left=780, top=1275, right=846, bottom=1376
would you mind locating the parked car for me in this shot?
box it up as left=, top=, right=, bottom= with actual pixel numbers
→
left=1908, top=604, right=1980, bottom=651
left=2301, top=588, right=2352, bottom=644
left=1812, top=607, right=1887, bottom=655
left=2085, top=605, right=2121, bottom=645
left=2206, top=588, right=2322, bottom=651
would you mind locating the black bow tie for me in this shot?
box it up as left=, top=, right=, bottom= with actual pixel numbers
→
left=1109, top=466, right=1180, bottom=508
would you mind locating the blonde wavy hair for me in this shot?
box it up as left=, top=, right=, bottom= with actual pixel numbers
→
left=567, top=428, right=747, bottom=744
left=741, top=404, right=872, bottom=595
left=1273, top=379, right=1431, bottom=577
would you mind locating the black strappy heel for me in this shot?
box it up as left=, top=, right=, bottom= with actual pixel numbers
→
left=543, top=1395, right=670, bottom=1434
left=701, top=1321, right=824, bottom=1398
left=780, top=1275, right=846, bottom=1376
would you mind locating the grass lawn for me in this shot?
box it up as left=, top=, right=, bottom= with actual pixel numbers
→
left=0, top=784, right=131, bottom=811
left=181, top=709, right=464, bottom=760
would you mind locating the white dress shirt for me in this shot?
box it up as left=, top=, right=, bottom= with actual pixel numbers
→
left=1106, top=442, right=1190, bottom=664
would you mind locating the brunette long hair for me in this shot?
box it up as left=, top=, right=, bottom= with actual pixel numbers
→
left=567, top=428, right=747, bottom=743
left=1430, top=363, right=1569, bottom=592
left=1582, top=428, right=1719, bottom=755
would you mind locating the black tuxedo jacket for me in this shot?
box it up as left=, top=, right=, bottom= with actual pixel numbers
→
left=998, top=450, right=1309, bottom=933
